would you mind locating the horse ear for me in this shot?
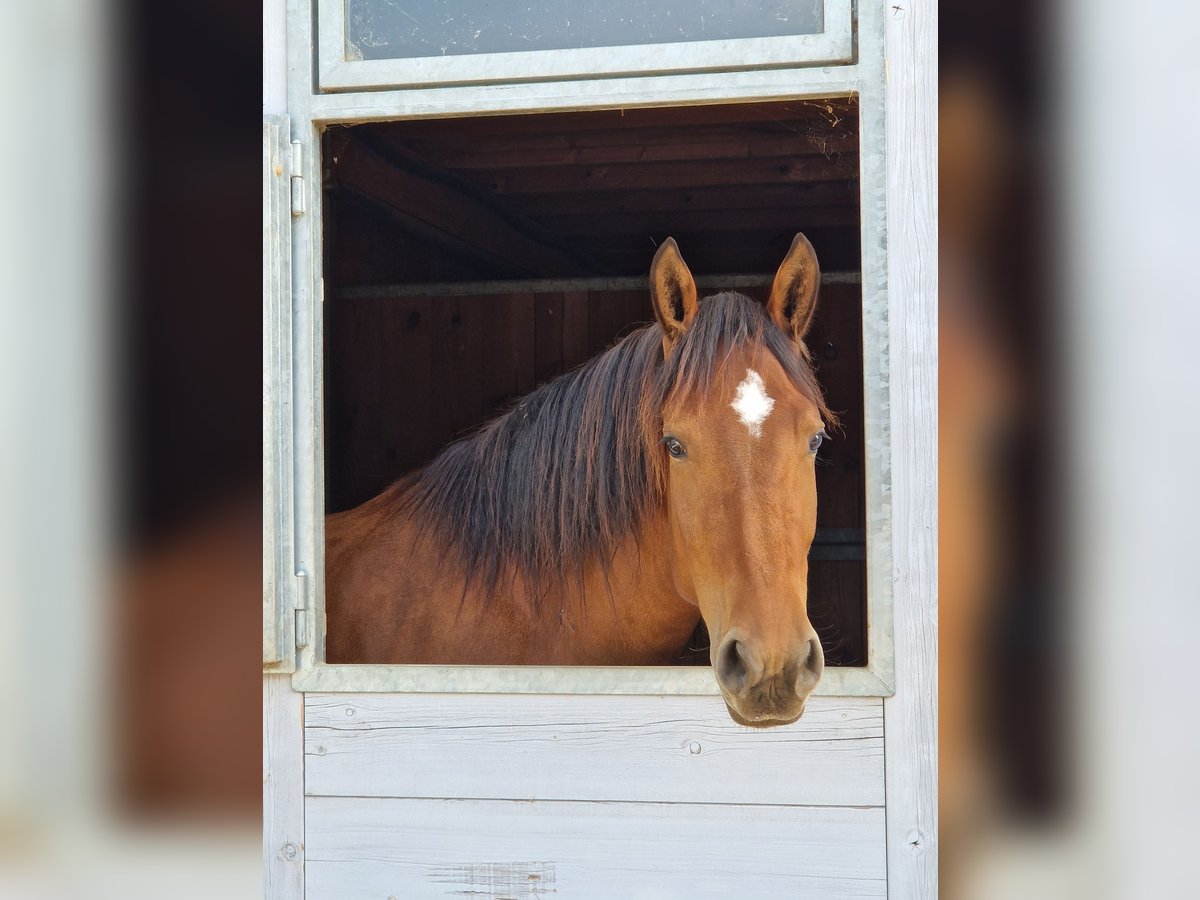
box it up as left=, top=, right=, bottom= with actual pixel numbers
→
left=767, top=233, right=821, bottom=341
left=649, top=237, right=698, bottom=353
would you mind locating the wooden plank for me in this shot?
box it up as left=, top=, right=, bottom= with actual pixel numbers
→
left=514, top=180, right=860, bottom=217
left=623, top=285, right=651, bottom=333
left=331, top=135, right=598, bottom=277
left=328, top=194, right=502, bottom=284
left=595, top=228, right=863, bottom=275
left=378, top=294, right=434, bottom=478
left=344, top=296, right=383, bottom=509
left=404, top=126, right=859, bottom=170
left=807, top=280, right=867, bottom=668
left=470, top=289, right=536, bottom=409
left=511, top=291, right=536, bottom=397
left=587, top=287, right=631, bottom=357
left=533, top=291, right=564, bottom=384
left=809, top=282, right=866, bottom=532
left=338, top=271, right=860, bottom=300
left=481, top=290, right=520, bottom=409
left=538, top=205, right=860, bottom=236
left=373, top=99, right=861, bottom=139
left=430, top=294, right=487, bottom=447
left=883, top=0, right=939, bottom=896
left=809, top=560, right=867, bottom=668
left=468, top=154, right=859, bottom=196
left=304, top=694, right=883, bottom=807
left=561, top=290, right=590, bottom=371
left=263, top=675, right=303, bottom=900
left=306, top=796, right=886, bottom=899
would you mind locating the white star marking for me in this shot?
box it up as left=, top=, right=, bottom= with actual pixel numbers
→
left=731, top=368, right=775, bottom=438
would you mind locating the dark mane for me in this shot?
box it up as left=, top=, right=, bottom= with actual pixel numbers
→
left=382, top=291, right=833, bottom=602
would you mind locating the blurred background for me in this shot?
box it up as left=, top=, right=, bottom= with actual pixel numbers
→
left=0, top=1, right=262, bottom=897
left=0, top=0, right=1197, bottom=897
left=943, top=1, right=1200, bottom=898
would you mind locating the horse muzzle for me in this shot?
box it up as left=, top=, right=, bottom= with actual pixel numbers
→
left=712, top=630, right=824, bottom=727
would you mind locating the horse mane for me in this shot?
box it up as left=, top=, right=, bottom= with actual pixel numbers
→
left=381, top=291, right=833, bottom=604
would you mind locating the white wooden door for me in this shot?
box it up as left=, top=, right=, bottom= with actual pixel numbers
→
left=304, top=694, right=887, bottom=898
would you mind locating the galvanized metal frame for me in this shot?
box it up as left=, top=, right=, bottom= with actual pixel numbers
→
left=280, top=0, right=895, bottom=696
left=316, top=0, right=854, bottom=92
left=263, top=115, right=296, bottom=673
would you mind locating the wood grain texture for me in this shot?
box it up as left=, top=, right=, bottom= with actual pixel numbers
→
left=306, top=796, right=886, bottom=899
left=561, top=289, right=591, bottom=370
left=263, top=675, right=304, bottom=900
left=808, top=281, right=868, bottom=665
left=533, top=291, right=564, bottom=384
left=331, top=135, right=589, bottom=277
left=305, top=694, right=883, bottom=807
left=514, top=180, right=860, bottom=217
left=393, top=108, right=859, bottom=168
left=883, top=0, right=939, bottom=896
left=472, top=155, right=859, bottom=196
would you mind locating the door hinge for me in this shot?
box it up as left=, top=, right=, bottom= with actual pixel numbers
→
left=294, top=569, right=309, bottom=648
left=290, top=140, right=305, bottom=217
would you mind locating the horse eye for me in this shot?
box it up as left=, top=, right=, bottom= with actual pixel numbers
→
left=664, top=437, right=687, bottom=459
left=809, top=431, right=825, bottom=454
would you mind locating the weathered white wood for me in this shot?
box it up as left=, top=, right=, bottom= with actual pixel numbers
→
left=305, top=694, right=883, bottom=807
left=882, top=0, right=939, bottom=897
left=293, top=661, right=890, bottom=696
left=263, top=675, right=304, bottom=900
left=306, top=796, right=886, bottom=899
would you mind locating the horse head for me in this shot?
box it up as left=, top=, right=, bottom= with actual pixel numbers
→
left=650, top=235, right=827, bottom=726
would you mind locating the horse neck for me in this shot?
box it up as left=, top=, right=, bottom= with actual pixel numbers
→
left=326, top=487, right=699, bottom=665
left=557, top=506, right=700, bottom=665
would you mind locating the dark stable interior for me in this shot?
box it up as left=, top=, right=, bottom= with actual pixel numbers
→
left=321, top=99, right=867, bottom=666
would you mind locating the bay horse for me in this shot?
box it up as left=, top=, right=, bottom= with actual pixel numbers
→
left=326, top=234, right=833, bottom=726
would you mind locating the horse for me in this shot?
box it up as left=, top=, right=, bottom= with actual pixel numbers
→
left=325, top=234, right=834, bottom=727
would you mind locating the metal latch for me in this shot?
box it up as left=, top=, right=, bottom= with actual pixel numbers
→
left=290, top=140, right=305, bottom=217
left=294, top=569, right=309, bottom=648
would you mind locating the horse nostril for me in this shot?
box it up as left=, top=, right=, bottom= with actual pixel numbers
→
left=806, top=637, right=824, bottom=670
left=718, top=639, right=748, bottom=693
left=797, top=637, right=824, bottom=689
left=716, top=636, right=760, bottom=696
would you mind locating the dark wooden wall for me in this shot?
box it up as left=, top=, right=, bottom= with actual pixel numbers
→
left=324, top=286, right=646, bottom=511
left=324, top=282, right=865, bottom=665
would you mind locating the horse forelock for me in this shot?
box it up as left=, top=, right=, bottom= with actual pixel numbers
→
left=381, top=291, right=832, bottom=606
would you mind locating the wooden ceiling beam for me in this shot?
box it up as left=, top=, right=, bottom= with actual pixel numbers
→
left=536, top=206, right=860, bottom=236
left=328, top=132, right=610, bottom=277
left=511, top=181, right=860, bottom=217
left=401, top=128, right=858, bottom=170
left=466, top=155, right=859, bottom=195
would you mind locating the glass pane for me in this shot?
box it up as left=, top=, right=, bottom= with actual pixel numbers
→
left=346, top=0, right=824, bottom=62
